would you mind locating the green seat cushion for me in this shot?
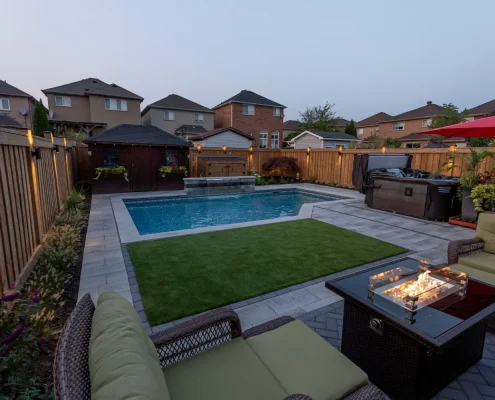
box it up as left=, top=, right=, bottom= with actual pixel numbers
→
left=458, top=251, right=495, bottom=274
left=452, top=263, right=495, bottom=286
left=476, top=213, right=495, bottom=254
left=163, top=337, right=287, bottom=400
left=246, top=320, right=368, bottom=400
left=89, top=292, right=171, bottom=400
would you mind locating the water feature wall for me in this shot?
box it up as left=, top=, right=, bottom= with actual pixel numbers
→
left=183, top=176, right=256, bottom=195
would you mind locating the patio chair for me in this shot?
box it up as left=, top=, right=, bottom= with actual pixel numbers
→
left=54, top=292, right=385, bottom=400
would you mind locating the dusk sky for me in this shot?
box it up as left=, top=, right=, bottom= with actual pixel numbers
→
left=3, top=0, right=495, bottom=121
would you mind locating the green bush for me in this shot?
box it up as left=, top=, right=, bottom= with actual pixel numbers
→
left=470, top=184, right=495, bottom=212
left=308, top=175, right=317, bottom=183
left=65, top=189, right=86, bottom=211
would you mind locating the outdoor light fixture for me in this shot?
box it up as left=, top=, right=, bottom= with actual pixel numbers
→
left=53, top=145, right=60, bottom=153
left=449, top=145, right=457, bottom=152
left=196, top=144, right=201, bottom=153
left=382, top=147, right=387, bottom=154
left=338, top=146, right=343, bottom=152
left=222, top=145, right=227, bottom=153
left=306, top=147, right=311, bottom=156
left=66, top=147, right=71, bottom=153
left=31, top=147, right=41, bottom=160
left=249, top=146, right=253, bottom=154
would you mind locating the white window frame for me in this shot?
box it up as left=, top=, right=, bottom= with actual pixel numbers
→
left=242, top=104, right=255, bottom=115
left=104, top=98, right=127, bottom=111
left=194, top=112, right=204, bottom=123
left=0, top=98, right=10, bottom=110
left=272, top=107, right=281, bottom=116
left=392, top=122, right=405, bottom=131
left=259, top=130, right=268, bottom=148
left=357, top=128, right=364, bottom=136
left=421, top=119, right=431, bottom=128
left=270, top=131, right=279, bottom=148
left=164, top=110, right=175, bottom=121
left=55, top=96, right=71, bottom=107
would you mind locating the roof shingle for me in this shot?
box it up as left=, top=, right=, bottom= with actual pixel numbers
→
left=306, top=130, right=358, bottom=141
left=283, top=120, right=301, bottom=130
left=0, top=114, right=26, bottom=128
left=189, top=127, right=254, bottom=141
left=356, top=112, right=392, bottom=127
left=42, top=78, right=143, bottom=100
left=84, top=124, right=191, bottom=146
left=213, top=90, right=285, bottom=109
left=0, top=80, right=34, bottom=99
left=468, top=99, right=495, bottom=116
left=174, top=125, right=208, bottom=135
left=142, top=94, right=214, bottom=115
left=385, top=102, right=445, bottom=122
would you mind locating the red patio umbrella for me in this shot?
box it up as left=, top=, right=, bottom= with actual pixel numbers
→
left=419, top=116, right=495, bottom=139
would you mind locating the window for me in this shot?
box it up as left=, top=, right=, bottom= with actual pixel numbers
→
left=405, top=143, right=421, bottom=148
left=357, top=128, right=364, bottom=136
left=104, top=98, right=127, bottom=111
left=0, top=98, right=10, bottom=110
left=103, top=148, right=119, bottom=167
left=259, top=130, right=268, bottom=148
left=164, top=110, right=175, bottom=121
left=55, top=96, right=71, bottom=107
left=421, top=119, right=431, bottom=128
left=273, top=107, right=281, bottom=116
left=166, top=149, right=180, bottom=167
left=270, top=131, right=279, bottom=148
left=242, top=104, right=255, bottom=115
left=392, top=122, right=405, bottom=131
left=194, top=113, right=204, bottom=122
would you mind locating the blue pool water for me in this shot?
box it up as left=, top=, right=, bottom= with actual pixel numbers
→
left=124, top=190, right=340, bottom=234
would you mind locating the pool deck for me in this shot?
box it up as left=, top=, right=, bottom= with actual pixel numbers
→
left=79, top=184, right=488, bottom=399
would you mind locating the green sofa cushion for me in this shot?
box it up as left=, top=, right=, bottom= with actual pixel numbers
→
left=89, top=292, right=171, bottom=400
left=450, top=263, right=495, bottom=286
left=246, top=320, right=368, bottom=400
left=163, top=337, right=287, bottom=400
left=458, top=251, right=495, bottom=274
left=476, top=213, right=495, bottom=255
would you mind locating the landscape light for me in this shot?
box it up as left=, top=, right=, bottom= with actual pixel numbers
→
left=222, top=145, right=227, bottom=153
left=382, top=147, right=386, bottom=154
left=196, top=144, right=201, bottom=153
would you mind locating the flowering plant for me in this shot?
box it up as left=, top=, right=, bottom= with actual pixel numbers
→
left=159, top=165, right=188, bottom=178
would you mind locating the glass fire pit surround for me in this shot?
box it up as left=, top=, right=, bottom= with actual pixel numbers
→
left=368, top=262, right=468, bottom=323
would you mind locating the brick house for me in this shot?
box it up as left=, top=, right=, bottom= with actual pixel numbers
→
left=212, top=90, right=285, bottom=148
left=0, top=80, right=35, bottom=130
left=356, top=112, right=391, bottom=140
left=468, top=99, right=495, bottom=120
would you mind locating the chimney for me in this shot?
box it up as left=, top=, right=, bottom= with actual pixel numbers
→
left=427, top=101, right=432, bottom=105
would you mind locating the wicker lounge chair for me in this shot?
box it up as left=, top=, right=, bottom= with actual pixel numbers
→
left=54, top=293, right=384, bottom=400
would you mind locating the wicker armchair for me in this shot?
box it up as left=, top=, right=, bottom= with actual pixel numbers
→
left=54, top=294, right=384, bottom=400
left=448, top=237, right=485, bottom=265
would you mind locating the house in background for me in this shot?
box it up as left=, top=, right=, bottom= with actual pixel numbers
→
left=42, top=78, right=143, bottom=137
left=398, top=133, right=466, bottom=149
left=292, top=130, right=358, bottom=149
left=213, top=90, right=285, bottom=149
left=0, top=80, right=35, bottom=130
left=468, top=99, right=495, bottom=120
left=336, top=118, right=350, bottom=131
left=189, top=127, right=254, bottom=149
left=356, top=112, right=391, bottom=140
left=283, top=120, right=301, bottom=139
left=141, top=94, right=214, bottom=140
left=378, top=101, right=445, bottom=140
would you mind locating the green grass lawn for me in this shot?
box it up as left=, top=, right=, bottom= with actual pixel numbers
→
left=127, top=219, right=406, bottom=325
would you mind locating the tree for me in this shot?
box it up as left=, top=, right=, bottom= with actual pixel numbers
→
left=33, top=99, right=51, bottom=137
left=428, top=103, right=469, bottom=129
left=344, top=120, right=357, bottom=137
left=383, top=137, right=402, bottom=148
left=299, top=102, right=341, bottom=132
left=466, top=109, right=495, bottom=147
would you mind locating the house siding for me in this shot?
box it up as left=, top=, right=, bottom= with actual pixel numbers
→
left=358, top=125, right=380, bottom=140
left=89, top=95, right=141, bottom=128
left=323, top=140, right=352, bottom=148
left=293, top=133, right=322, bottom=149
left=194, top=130, right=252, bottom=148
left=46, top=94, right=91, bottom=122
left=142, top=108, right=214, bottom=134
left=0, top=96, right=33, bottom=129
left=214, top=103, right=284, bottom=148
left=379, top=118, right=433, bottom=140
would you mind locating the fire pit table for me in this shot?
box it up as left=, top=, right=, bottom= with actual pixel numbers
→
left=326, top=258, right=495, bottom=400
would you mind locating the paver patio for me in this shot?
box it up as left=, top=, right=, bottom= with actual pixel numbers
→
left=78, top=184, right=488, bottom=399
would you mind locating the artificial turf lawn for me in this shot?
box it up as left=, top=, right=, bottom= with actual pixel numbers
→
left=127, top=219, right=407, bottom=325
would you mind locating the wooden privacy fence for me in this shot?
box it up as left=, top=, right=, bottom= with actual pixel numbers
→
left=0, top=129, right=78, bottom=294
left=189, top=147, right=495, bottom=184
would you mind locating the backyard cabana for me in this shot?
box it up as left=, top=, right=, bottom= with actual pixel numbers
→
left=84, top=124, right=191, bottom=194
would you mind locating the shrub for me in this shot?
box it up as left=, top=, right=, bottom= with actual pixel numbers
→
left=56, top=209, right=86, bottom=229
left=262, top=157, right=299, bottom=178
left=308, top=175, right=317, bottom=183
left=65, top=189, right=86, bottom=211
left=94, top=165, right=129, bottom=182
left=470, top=184, right=495, bottom=212
left=267, top=177, right=277, bottom=184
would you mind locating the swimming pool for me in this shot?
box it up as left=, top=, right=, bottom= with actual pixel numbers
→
left=124, top=189, right=341, bottom=234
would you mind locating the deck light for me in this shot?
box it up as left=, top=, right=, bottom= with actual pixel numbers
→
left=31, top=147, right=41, bottom=159
left=53, top=145, right=60, bottom=153
left=381, top=147, right=386, bottom=154
left=338, top=146, right=343, bottom=153
left=306, top=147, right=311, bottom=156
left=222, top=145, right=227, bottom=153
left=196, top=144, right=201, bottom=153
left=449, top=145, right=457, bottom=152
left=249, top=146, right=253, bottom=154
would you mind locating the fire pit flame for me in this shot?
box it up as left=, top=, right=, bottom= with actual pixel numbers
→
left=382, top=270, right=442, bottom=302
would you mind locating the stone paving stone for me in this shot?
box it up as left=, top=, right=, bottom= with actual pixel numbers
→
left=236, top=302, right=277, bottom=327
left=305, top=282, right=338, bottom=299
left=264, top=288, right=318, bottom=314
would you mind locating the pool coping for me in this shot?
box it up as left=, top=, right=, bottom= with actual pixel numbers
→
left=110, top=184, right=361, bottom=243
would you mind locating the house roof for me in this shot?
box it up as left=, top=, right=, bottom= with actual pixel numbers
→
left=142, top=94, right=214, bottom=116
left=0, top=114, right=26, bottom=128
left=356, top=112, right=391, bottom=127
left=399, top=132, right=465, bottom=143
left=174, top=125, right=208, bottom=135
left=189, top=127, right=255, bottom=141
left=468, top=99, right=495, bottom=116
left=385, top=101, right=445, bottom=123
left=213, top=90, right=285, bottom=109
left=42, top=78, right=143, bottom=101
left=0, top=80, right=34, bottom=99
left=336, top=118, right=349, bottom=128
left=295, top=130, right=358, bottom=141
left=84, top=124, right=191, bottom=147
left=283, top=120, right=301, bottom=130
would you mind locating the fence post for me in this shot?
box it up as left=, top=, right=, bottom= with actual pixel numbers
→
left=27, top=131, right=42, bottom=245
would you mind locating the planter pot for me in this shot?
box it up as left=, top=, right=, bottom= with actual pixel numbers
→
left=157, top=171, right=186, bottom=191
left=92, top=176, right=130, bottom=194
left=462, top=188, right=478, bottom=222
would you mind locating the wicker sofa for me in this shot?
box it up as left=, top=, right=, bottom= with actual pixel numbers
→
left=54, top=292, right=385, bottom=400
left=448, top=212, right=495, bottom=284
